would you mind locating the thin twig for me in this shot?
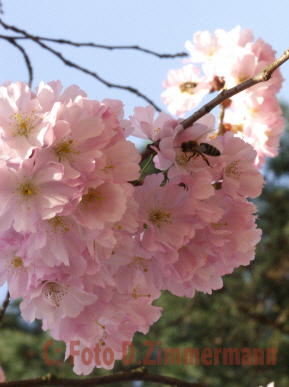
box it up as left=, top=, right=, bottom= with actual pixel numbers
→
left=0, top=369, right=207, bottom=387
left=3, top=34, right=188, bottom=59
left=216, top=101, right=226, bottom=135
left=181, top=46, right=289, bottom=129
left=3, top=36, right=33, bottom=86
left=0, top=291, right=10, bottom=323
left=0, top=20, right=162, bottom=111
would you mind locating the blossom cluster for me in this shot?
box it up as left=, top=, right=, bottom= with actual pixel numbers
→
left=162, top=26, right=284, bottom=167
left=0, top=79, right=264, bottom=374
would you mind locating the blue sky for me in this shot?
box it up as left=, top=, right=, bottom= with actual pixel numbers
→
left=1, top=0, right=289, bottom=117
left=0, top=0, right=289, bottom=301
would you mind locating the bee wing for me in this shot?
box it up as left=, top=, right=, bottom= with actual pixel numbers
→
left=193, top=129, right=215, bottom=143
left=198, top=143, right=207, bottom=153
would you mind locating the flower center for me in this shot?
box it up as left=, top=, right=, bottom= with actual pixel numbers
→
left=81, top=188, right=105, bottom=210
left=43, top=282, right=68, bottom=307
left=211, top=221, right=228, bottom=230
left=128, top=256, right=152, bottom=272
left=179, top=81, right=198, bottom=94
left=54, top=137, right=79, bottom=162
left=48, top=216, right=70, bottom=234
left=17, top=180, right=37, bottom=200
left=7, top=256, right=24, bottom=273
left=175, top=150, right=192, bottom=167
left=102, top=157, right=114, bottom=174
left=10, top=110, right=35, bottom=137
left=225, top=160, right=241, bottom=179
left=148, top=205, right=172, bottom=228
left=248, top=107, right=258, bottom=117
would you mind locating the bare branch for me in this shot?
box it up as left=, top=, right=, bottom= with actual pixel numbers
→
left=0, top=20, right=162, bottom=111
left=2, top=35, right=33, bottom=86
left=8, top=35, right=188, bottom=59
left=0, top=291, right=10, bottom=323
left=0, top=368, right=207, bottom=387
left=181, top=47, right=289, bottom=129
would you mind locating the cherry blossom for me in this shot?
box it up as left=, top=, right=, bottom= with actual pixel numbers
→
left=162, top=26, right=284, bottom=168
left=0, top=73, right=270, bottom=375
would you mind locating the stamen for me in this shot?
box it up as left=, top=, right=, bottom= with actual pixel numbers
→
left=44, top=282, right=68, bottom=308
left=5, top=256, right=24, bottom=274
left=128, top=257, right=152, bottom=272
left=9, top=110, right=36, bottom=137
left=54, top=135, right=79, bottom=162
left=132, top=285, right=150, bottom=299
left=81, top=188, right=105, bottom=211
left=48, top=216, right=70, bottom=235
left=148, top=203, right=172, bottom=228
left=211, top=221, right=228, bottom=230
left=225, top=160, right=241, bottom=179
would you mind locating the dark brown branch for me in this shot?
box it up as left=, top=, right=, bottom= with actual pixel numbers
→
left=2, top=36, right=33, bottom=86
left=0, top=291, right=10, bottom=323
left=6, top=35, right=188, bottom=59
left=0, top=20, right=161, bottom=111
left=181, top=46, right=289, bottom=129
left=0, top=369, right=207, bottom=387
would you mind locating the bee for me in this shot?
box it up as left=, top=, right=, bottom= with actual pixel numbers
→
left=176, top=131, right=221, bottom=167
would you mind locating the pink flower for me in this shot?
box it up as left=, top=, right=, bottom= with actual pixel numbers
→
left=97, top=140, right=141, bottom=183
left=35, top=80, right=87, bottom=111
left=72, top=181, right=128, bottom=230
left=0, top=158, right=83, bottom=233
left=129, top=105, right=175, bottom=141
left=25, top=216, right=87, bottom=267
left=37, top=101, right=108, bottom=179
left=153, top=113, right=216, bottom=176
left=0, top=228, right=30, bottom=298
left=210, top=132, right=264, bottom=200
left=0, top=82, right=57, bottom=158
left=134, top=174, right=198, bottom=251
left=21, top=279, right=98, bottom=324
left=185, top=30, right=221, bottom=63
left=161, top=65, right=211, bottom=117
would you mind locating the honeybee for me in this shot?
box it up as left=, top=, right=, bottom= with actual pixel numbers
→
left=176, top=131, right=221, bottom=167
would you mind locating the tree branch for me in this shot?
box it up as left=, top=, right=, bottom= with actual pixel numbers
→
left=0, top=20, right=162, bottom=111
left=0, top=291, right=10, bottom=323
left=1, top=35, right=33, bottom=86
left=0, top=368, right=207, bottom=387
left=5, top=35, right=188, bottom=59
left=181, top=47, right=289, bottom=129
